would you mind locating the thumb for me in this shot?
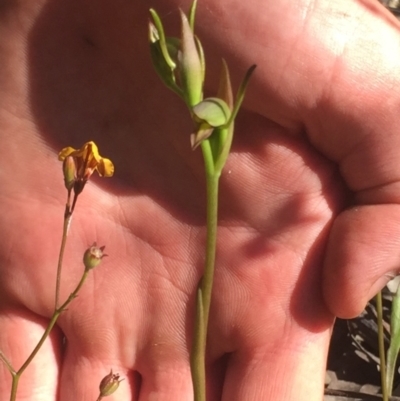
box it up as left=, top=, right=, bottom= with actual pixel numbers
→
left=317, top=10, right=400, bottom=317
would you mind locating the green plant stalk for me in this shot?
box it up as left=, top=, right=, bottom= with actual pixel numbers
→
left=190, top=286, right=206, bottom=401
left=377, top=291, right=389, bottom=401
left=55, top=203, right=73, bottom=309
left=0, top=350, right=15, bottom=374
left=0, top=193, right=81, bottom=399
left=55, top=191, right=79, bottom=309
left=199, top=159, right=219, bottom=326
left=9, top=269, right=89, bottom=401
left=190, top=139, right=220, bottom=401
left=386, top=282, right=400, bottom=395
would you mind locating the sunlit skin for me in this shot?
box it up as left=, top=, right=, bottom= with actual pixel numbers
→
left=1, top=0, right=400, bottom=400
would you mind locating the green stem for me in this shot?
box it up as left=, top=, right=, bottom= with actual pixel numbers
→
left=191, top=287, right=206, bottom=401
left=9, top=375, right=19, bottom=401
left=55, top=207, right=72, bottom=309
left=190, top=140, right=220, bottom=401
left=376, top=291, right=389, bottom=401
left=386, top=282, right=400, bottom=395
left=9, top=270, right=89, bottom=401
left=200, top=172, right=219, bottom=326
left=0, top=350, right=15, bottom=374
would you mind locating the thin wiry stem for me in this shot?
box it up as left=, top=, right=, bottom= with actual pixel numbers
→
left=376, top=291, right=389, bottom=401
left=9, top=270, right=89, bottom=401
left=0, top=350, right=15, bottom=374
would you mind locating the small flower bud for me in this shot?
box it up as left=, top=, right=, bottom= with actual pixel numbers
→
left=179, top=10, right=204, bottom=107
left=62, top=156, right=76, bottom=191
left=99, top=370, right=123, bottom=397
left=83, top=242, right=107, bottom=271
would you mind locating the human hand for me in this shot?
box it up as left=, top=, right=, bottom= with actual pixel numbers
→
left=0, top=0, right=399, bottom=400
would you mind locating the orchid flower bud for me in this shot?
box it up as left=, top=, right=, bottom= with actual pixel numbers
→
left=178, top=10, right=204, bottom=107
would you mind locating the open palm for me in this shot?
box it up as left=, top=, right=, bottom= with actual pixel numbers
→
left=1, top=0, right=400, bottom=400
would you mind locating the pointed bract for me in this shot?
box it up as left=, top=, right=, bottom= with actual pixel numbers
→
left=217, top=60, right=234, bottom=110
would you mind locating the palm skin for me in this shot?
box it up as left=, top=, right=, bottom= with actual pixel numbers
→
left=1, top=0, right=400, bottom=400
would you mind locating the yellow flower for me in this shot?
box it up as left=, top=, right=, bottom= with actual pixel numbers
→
left=59, top=141, right=114, bottom=177
left=58, top=141, right=114, bottom=195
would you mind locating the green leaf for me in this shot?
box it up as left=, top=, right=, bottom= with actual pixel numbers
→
left=228, top=64, right=256, bottom=126
left=149, top=9, right=176, bottom=70
left=149, top=29, right=183, bottom=97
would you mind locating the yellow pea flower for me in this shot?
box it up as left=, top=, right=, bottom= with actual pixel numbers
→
left=58, top=141, right=114, bottom=195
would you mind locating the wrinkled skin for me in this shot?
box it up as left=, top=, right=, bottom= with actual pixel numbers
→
left=1, top=0, right=400, bottom=399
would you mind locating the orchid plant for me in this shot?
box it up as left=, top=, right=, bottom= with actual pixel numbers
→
left=149, top=1, right=255, bottom=400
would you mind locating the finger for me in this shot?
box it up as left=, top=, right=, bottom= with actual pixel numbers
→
left=59, top=340, right=193, bottom=401
left=323, top=204, right=400, bottom=318
left=0, top=307, right=61, bottom=401
left=135, top=342, right=193, bottom=401
left=59, top=344, right=136, bottom=400
left=57, top=296, right=194, bottom=401
left=222, top=331, right=330, bottom=401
